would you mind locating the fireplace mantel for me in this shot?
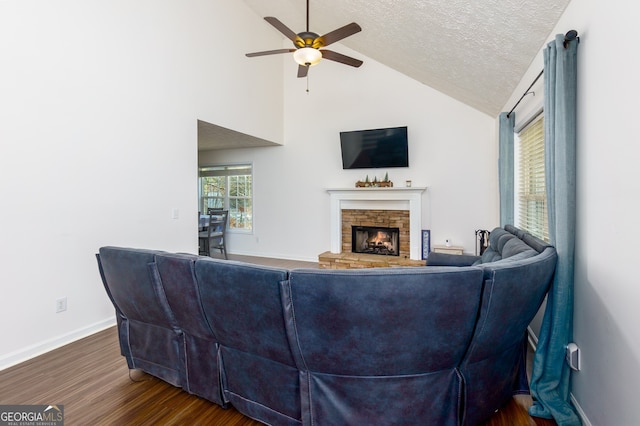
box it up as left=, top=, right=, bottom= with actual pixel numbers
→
left=326, top=187, right=427, bottom=260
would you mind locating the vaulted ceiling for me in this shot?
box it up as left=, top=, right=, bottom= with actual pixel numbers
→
left=199, top=0, right=571, bottom=150
left=243, top=0, right=571, bottom=116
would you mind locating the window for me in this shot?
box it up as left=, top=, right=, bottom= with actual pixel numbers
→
left=516, top=116, right=549, bottom=241
left=199, top=164, right=252, bottom=231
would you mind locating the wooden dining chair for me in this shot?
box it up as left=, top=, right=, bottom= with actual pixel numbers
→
left=199, top=210, right=228, bottom=259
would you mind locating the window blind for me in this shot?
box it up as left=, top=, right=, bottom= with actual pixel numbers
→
left=517, top=116, right=549, bottom=242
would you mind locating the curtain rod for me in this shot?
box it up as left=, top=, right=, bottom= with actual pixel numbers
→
left=506, top=30, right=579, bottom=118
left=506, top=69, right=543, bottom=118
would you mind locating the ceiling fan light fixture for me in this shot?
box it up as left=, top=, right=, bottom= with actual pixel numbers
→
left=293, top=47, right=322, bottom=66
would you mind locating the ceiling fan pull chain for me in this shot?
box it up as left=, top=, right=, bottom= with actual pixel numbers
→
left=306, top=72, right=310, bottom=93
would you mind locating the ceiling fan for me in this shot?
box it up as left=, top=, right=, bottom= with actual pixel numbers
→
left=245, top=0, right=363, bottom=78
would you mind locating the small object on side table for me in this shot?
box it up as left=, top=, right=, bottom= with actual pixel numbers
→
left=432, top=245, right=464, bottom=255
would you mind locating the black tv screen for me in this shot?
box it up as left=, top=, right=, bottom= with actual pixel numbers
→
left=340, top=126, right=409, bottom=169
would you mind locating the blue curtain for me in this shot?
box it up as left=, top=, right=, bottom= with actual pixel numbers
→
left=528, top=34, right=580, bottom=425
left=498, top=112, right=515, bottom=227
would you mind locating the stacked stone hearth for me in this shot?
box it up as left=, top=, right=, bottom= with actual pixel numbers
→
left=319, top=209, right=426, bottom=269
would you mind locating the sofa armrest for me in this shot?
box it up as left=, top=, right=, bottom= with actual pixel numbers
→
left=425, top=252, right=480, bottom=267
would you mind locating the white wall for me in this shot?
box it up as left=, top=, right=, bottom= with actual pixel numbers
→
left=0, top=0, right=283, bottom=368
left=501, top=0, right=640, bottom=424
left=3, top=1, right=636, bottom=423
left=201, top=44, right=498, bottom=261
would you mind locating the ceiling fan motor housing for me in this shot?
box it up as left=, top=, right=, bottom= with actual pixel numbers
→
left=296, top=31, right=324, bottom=49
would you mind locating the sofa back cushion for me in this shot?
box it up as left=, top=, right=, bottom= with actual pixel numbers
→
left=467, top=247, right=557, bottom=362
left=98, top=246, right=175, bottom=328
left=96, top=246, right=184, bottom=387
left=477, top=228, right=510, bottom=263
left=282, top=266, right=484, bottom=426
left=195, top=258, right=292, bottom=364
left=284, top=266, right=484, bottom=375
left=460, top=246, right=557, bottom=425
left=476, top=226, right=545, bottom=265
left=154, top=252, right=224, bottom=405
left=500, top=238, right=537, bottom=259
left=522, top=232, right=552, bottom=253
left=155, top=253, right=212, bottom=339
left=194, top=258, right=300, bottom=425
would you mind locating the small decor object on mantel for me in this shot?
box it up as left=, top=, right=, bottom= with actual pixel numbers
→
left=355, top=173, right=393, bottom=188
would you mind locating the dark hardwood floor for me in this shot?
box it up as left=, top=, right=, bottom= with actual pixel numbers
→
left=0, top=254, right=556, bottom=425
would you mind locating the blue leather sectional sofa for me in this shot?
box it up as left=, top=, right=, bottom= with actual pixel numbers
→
left=96, top=225, right=556, bottom=425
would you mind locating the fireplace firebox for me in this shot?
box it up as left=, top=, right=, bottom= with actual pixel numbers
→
left=352, top=226, right=400, bottom=256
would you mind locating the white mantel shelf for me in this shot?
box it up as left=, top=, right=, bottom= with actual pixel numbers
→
left=326, top=187, right=427, bottom=193
left=326, top=187, right=427, bottom=260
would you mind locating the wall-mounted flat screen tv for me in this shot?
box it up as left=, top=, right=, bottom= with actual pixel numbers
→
left=340, top=126, right=409, bottom=169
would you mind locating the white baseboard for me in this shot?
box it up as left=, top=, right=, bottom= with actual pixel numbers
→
left=0, top=317, right=116, bottom=371
left=571, top=394, right=592, bottom=426
left=527, top=325, right=539, bottom=349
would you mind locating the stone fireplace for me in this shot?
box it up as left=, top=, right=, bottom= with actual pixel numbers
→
left=343, top=210, right=408, bottom=256
left=320, top=187, right=427, bottom=269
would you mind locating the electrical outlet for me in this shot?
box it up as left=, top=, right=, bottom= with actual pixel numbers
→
left=56, top=297, right=67, bottom=313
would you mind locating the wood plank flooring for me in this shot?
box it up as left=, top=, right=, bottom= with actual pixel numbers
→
left=0, top=254, right=556, bottom=425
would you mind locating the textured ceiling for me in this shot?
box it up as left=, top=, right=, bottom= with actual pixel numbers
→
left=200, top=0, right=571, bottom=150
left=242, top=0, right=571, bottom=116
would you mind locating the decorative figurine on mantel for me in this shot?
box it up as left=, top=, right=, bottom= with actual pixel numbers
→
left=355, top=173, right=393, bottom=188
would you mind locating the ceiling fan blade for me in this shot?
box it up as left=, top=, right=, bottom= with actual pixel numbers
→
left=320, top=50, right=363, bottom=68
left=297, top=65, right=309, bottom=78
left=246, top=48, right=295, bottom=58
left=264, top=17, right=303, bottom=46
left=314, top=22, right=361, bottom=48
